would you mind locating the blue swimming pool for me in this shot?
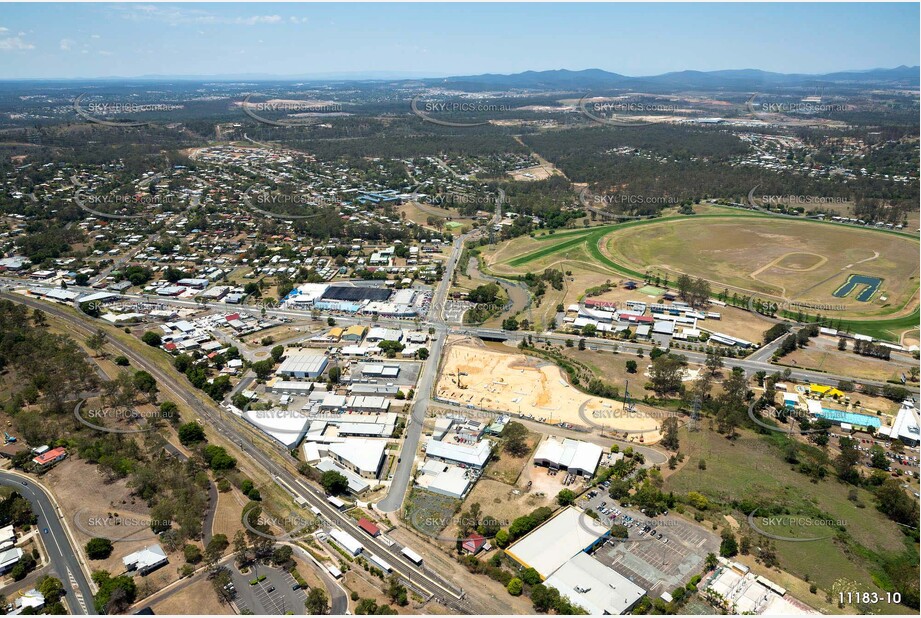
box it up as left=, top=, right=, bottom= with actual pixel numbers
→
left=817, top=408, right=881, bottom=428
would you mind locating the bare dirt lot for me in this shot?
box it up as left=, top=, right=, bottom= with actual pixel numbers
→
left=481, top=429, right=539, bottom=485
left=457, top=478, right=553, bottom=531
left=437, top=338, right=661, bottom=441
left=44, top=458, right=185, bottom=596
left=507, top=163, right=559, bottom=181
left=150, top=575, right=233, bottom=615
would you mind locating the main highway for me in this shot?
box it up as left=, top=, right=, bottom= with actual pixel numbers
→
left=1, top=292, right=473, bottom=612
left=2, top=187, right=916, bottom=613
left=4, top=278, right=913, bottom=397
left=0, top=471, right=94, bottom=615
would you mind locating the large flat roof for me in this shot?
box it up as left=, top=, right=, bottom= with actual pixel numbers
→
left=328, top=439, right=387, bottom=475
left=533, top=437, right=602, bottom=476
left=888, top=400, right=920, bottom=443
left=323, top=285, right=391, bottom=302
left=329, top=528, right=364, bottom=555
left=544, top=551, right=646, bottom=615
left=277, top=350, right=328, bottom=375
left=243, top=409, right=309, bottom=448
left=425, top=437, right=491, bottom=468
left=506, top=507, right=608, bottom=578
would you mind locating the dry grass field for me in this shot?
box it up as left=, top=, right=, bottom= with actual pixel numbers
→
left=150, top=576, right=233, bottom=615
left=781, top=335, right=919, bottom=384
left=602, top=217, right=919, bottom=317
left=481, top=428, right=539, bottom=485
left=481, top=236, right=620, bottom=328
left=211, top=487, right=247, bottom=541
left=399, top=201, right=476, bottom=235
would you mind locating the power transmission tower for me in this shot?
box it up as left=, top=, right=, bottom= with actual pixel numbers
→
left=690, top=394, right=701, bottom=432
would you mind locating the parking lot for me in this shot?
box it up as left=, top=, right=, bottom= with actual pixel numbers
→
left=579, top=489, right=720, bottom=598
left=826, top=431, right=921, bottom=498
left=230, top=564, right=307, bottom=615
left=443, top=300, right=474, bottom=324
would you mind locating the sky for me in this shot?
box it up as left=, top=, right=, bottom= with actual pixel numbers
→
left=0, top=2, right=918, bottom=79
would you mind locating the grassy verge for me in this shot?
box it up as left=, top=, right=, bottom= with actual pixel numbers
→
left=665, top=426, right=918, bottom=614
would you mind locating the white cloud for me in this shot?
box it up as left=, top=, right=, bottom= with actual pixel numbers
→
left=115, top=5, right=301, bottom=27
left=60, top=38, right=75, bottom=51
left=234, top=15, right=283, bottom=26
left=0, top=35, right=34, bottom=51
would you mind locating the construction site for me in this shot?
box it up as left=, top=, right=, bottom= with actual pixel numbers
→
left=435, top=338, right=662, bottom=442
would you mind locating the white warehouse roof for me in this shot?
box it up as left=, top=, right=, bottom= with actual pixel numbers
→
left=243, top=408, right=309, bottom=448
left=506, top=507, right=608, bottom=578
left=289, top=283, right=330, bottom=303
left=544, top=551, right=645, bottom=615
left=533, top=437, right=603, bottom=476
left=328, top=439, right=387, bottom=476
left=366, top=327, right=402, bottom=342
left=425, top=437, right=491, bottom=468
left=886, top=400, right=920, bottom=444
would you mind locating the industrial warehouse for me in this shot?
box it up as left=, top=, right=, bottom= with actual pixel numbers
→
left=505, top=507, right=646, bottom=614
left=284, top=282, right=430, bottom=317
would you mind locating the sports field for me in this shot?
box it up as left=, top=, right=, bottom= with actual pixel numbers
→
left=486, top=212, right=919, bottom=339
left=601, top=217, right=918, bottom=316
left=483, top=230, right=621, bottom=328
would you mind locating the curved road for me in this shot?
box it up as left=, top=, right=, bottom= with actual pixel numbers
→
left=1, top=293, right=471, bottom=612
left=0, top=471, right=94, bottom=615
left=288, top=543, right=349, bottom=614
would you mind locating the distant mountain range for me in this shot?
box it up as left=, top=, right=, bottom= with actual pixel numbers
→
left=5, top=66, right=917, bottom=90
left=423, top=66, right=920, bottom=91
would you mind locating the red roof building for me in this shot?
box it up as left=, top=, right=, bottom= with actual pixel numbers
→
left=619, top=313, right=654, bottom=324
left=32, top=447, right=67, bottom=468
left=357, top=518, right=380, bottom=537
left=462, top=532, right=486, bottom=554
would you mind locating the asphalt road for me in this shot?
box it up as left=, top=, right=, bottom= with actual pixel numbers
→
left=377, top=328, right=445, bottom=512
left=378, top=227, right=470, bottom=513
left=287, top=543, right=348, bottom=614
left=0, top=472, right=94, bottom=615
left=7, top=274, right=913, bottom=398
left=2, top=293, right=471, bottom=612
